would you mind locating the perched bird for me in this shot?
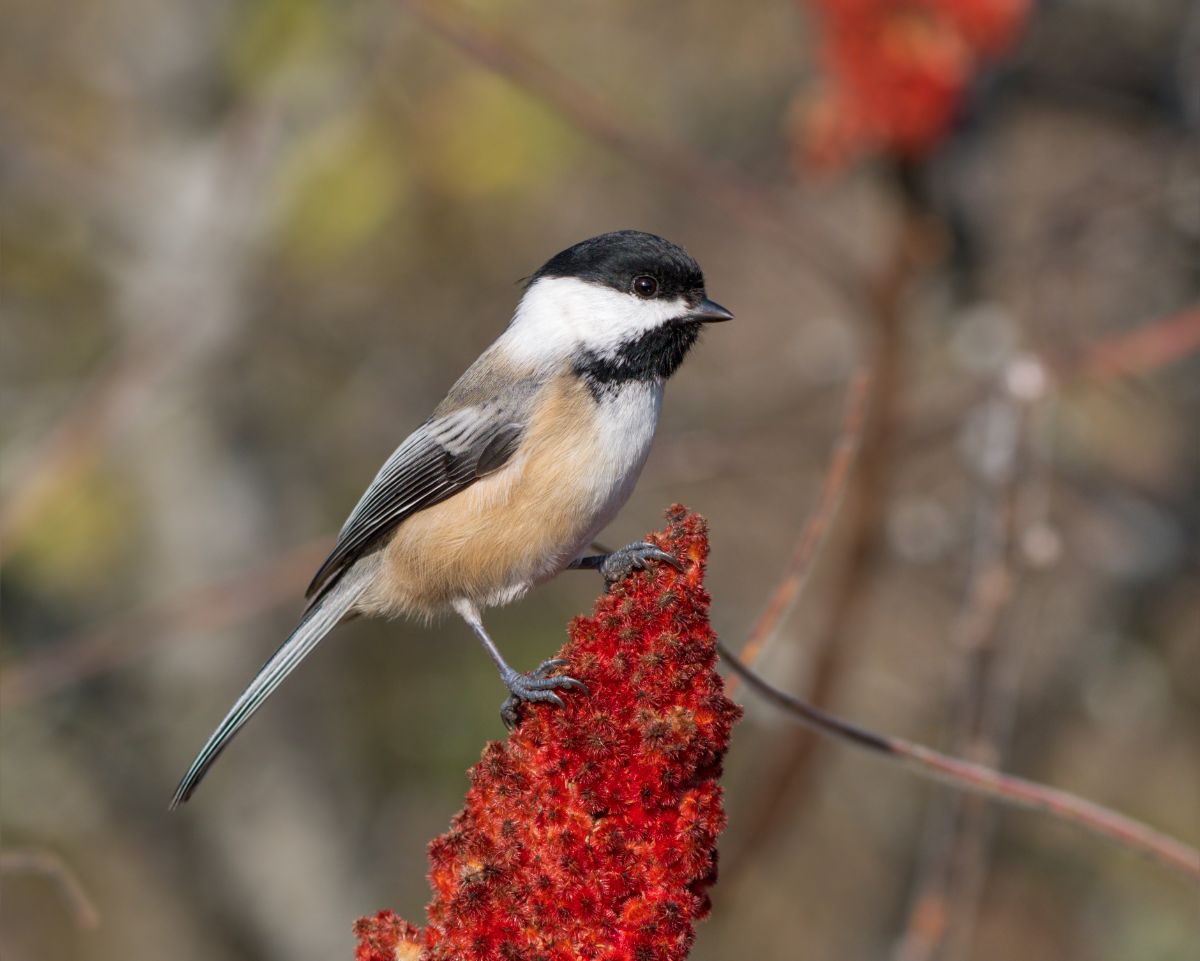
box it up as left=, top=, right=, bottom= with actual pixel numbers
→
left=170, top=230, right=732, bottom=808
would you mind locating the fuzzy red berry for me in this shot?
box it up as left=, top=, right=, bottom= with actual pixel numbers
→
left=354, top=507, right=741, bottom=961
left=353, top=910, right=422, bottom=961
left=796, top=0, right=1031, bottom=167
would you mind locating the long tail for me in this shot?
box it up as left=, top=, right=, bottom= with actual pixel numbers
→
left=169, top=560, right=376, bottom=809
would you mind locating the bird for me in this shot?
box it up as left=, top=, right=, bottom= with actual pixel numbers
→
left=170, top=229, right=732, bottom=808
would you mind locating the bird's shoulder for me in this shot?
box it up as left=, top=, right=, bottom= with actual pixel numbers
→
left=433, top=344, right=549, bottom=421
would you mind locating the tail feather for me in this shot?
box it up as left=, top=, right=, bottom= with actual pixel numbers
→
left=169, top=561, right=376, bottom=809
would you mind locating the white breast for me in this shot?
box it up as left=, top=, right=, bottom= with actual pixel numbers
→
left=569, top=380, right=664, bottom=559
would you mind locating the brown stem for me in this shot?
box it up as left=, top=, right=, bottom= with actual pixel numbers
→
left=0, top=848, right=101, bottom=929
left=893, top=381, right=1034, bottom=961
left=397, top=0, right=866, bottom=306
left=728, top=367, right=873, bottom=689
left=1058, top=304, right=1200, bottom=384
left=718, top=642, right=1200, bottom=882
left=0, top=330, right=174, bottom=559
left=0, top=539, right=329, bottom=710
left=0, top=106, right=277, bottom=563
left=724, top=209, right=933, bottom=876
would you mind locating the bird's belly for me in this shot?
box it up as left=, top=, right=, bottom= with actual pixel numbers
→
left=362, top=377, right=662, bottom=617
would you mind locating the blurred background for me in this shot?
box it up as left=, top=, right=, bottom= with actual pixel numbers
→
left=2, top=0, right=1198, bottom=959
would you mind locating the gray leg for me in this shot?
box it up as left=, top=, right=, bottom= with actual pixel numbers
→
left=569, top=540, right=684, bottom=587
left=452, top=599, right=587, bottom=729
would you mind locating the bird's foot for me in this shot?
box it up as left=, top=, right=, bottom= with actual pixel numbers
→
left=600, top=541, right=684, bottom=588
left=499, top=658, right=588, bottom=729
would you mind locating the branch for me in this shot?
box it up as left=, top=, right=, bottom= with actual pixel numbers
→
left=0, top=848, right=100, bottom=929
left=1060, top=304, right=1200, bottom=384
left=397, top=0, right=866, bottom=306
left=724, top=204, right=931, bottom=877
left=0, top=538, right=329, bottom=710
left=893, top=372, right=1038, bottom=961
left=0, top=330, right=175, bottom=559
left=0, top=105, right=280, bottom=561
left=727, top=367, right=872, bottom=689
left=718, top=642, right=1200, bottom=882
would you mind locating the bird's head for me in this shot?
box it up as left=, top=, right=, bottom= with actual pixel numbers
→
left=506, top=230, right=732, bottom=383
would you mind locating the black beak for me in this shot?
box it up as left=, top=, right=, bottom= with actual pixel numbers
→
left=688, top=297, right=734, bottom=323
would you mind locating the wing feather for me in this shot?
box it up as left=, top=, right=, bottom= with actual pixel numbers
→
left=304, top=411, right=525, bottom=603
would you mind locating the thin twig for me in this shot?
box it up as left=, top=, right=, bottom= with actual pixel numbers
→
left=397, top=0, right=866, bottom=306
left=893, top=371, right=1038, bottom=961
left=0, top=106, right=281, bottom=562
left=718, top=642, right=1200, bottom=882
left=1060, top=304, right=1200, bottom=384
left=0, top=539, right=329, bottom=710
left=893, top=304, right=1200, bottom=466
left=727, top=368, right=872, bottom=691
left=0, top=848, right=101, bottom=929
left=725, top=205, right=933, bottom=876
left=0, top=329, right=176, bottom=559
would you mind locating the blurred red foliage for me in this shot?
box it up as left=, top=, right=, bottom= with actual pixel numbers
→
left=354, top=507, right=741, bottom=961
left=355, top=911, right=422, bottom=961
left=795, top=0, right=1030, bottom=167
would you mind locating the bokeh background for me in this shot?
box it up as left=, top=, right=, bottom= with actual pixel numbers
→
left=2, top=1, right=1198, bottom=959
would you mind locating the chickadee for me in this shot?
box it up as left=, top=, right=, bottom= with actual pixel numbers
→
left=170, top=229, right=732, bottom=807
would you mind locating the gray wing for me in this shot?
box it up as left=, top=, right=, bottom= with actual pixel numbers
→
left=304, top=406, right=525, bottom=603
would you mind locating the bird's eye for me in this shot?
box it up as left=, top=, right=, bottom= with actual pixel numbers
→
left=632, top=275, right=659, bottom=298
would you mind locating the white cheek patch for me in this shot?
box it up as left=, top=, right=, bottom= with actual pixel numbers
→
left=502, top=276, right=688, bottom=364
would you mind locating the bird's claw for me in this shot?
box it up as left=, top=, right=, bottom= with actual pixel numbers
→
left=499, top=659, right=588, bottom=729
left=600, top=541, right=684, bottom=587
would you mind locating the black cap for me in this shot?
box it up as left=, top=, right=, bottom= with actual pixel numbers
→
left=531, top=230, right=707, bottom=304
